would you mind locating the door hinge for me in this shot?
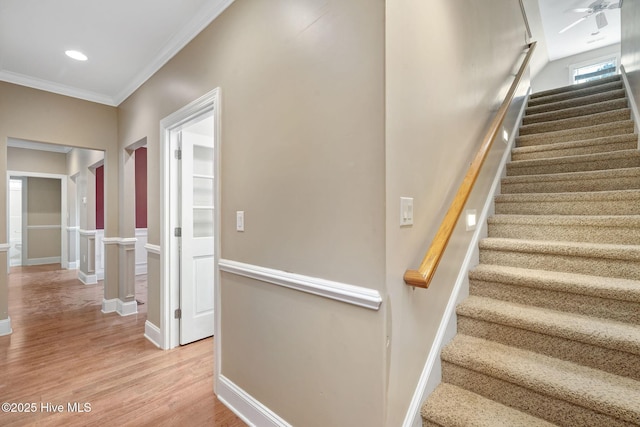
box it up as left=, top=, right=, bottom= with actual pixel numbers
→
left=174, top=308, right=182, bottom=319
left=174, top=227, right=182, bottom=237
left=174, top=149, right=182, bottom=160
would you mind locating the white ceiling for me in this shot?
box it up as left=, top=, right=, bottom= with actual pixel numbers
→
left=0, top=0, right=234, bottom=106
left=538, top=0, right=621, bottom=61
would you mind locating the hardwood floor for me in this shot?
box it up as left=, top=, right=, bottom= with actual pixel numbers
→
left=0, top=264, right=246, bottom=427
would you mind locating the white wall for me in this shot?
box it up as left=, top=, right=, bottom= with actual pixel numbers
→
left=533, top=43, right=621, bottom=92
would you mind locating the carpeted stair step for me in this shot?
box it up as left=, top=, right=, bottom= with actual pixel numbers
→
left=523, top=98, right=628, bottom=126
left=487, top=214, right=640, bottom=245
left=501, top=167, right=640, bottom=194
left=456, top=295, right=640, bottom=380
left=516, top=120, right=635, bottom=147
left=478, top=237, right=640, bottom=280
left=441, top=334, right=640, bottom=426
left=529, top=74, right=621, bottom=101
left=469, top=264, right=640, bottom=325
left=528, top=78, right=623, bottom=108
left=525, top=88, right=627, bottom=116
left=519, top=109, right=630, bottom=136
left=421, top=383, right=556, bottom=427
left=506, top=149, right=640, bottom=176
left=511, top=134, right=638, bottom=161
left=494, top=190, right=640, bottom=215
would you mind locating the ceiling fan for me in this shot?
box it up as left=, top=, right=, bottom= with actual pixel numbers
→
left=559, top=0, right=622, bottom=34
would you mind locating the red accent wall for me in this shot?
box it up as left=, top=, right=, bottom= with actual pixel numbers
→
left=96, top=165, right=104, bottom=230
left=135, top=147, right=148, bottom=229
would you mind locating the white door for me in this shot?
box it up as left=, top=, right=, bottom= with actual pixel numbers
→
left=178, top=114, right=216, bottom=345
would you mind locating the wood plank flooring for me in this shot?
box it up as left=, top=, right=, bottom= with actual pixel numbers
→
left=0, top=264, right=246, bottom=427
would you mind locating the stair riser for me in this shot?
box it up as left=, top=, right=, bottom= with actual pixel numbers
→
left=523, top=99, right=629, bottom=125
left=516, top=122, right=635, bottom=147
left=469, top=280, right=640, bottom=325
left=525, top=89, right=626, bottom=116
left=501, top=174, right=640, bottom=194
left=512, top=140, right=637, bottom=161
left=519, top=110, right=630, bottom=136
left=479, top=248, right=640, bottom=280
left=458, top=317, right=640, bottom=381
left=494, top=198, right=640, bottom=216
left=530, top=75, right=621, bottom=100
left=441, top=363, right=631, bottom=427
left=529, top=81, right=623, bottom=107
left=507, top=156, right=640, bottom=176
left=487, top=222, right=640, bottom=245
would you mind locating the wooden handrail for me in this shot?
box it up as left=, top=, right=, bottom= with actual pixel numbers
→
left=404, top=42, right=537, bottom=288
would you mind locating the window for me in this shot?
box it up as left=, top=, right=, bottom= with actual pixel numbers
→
left=571, top=58, right=617, bottom=85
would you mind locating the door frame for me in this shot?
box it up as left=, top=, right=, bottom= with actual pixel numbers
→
left=7, top=171, right=68, bottom=269
left=160, top=88, right=221, bottom=351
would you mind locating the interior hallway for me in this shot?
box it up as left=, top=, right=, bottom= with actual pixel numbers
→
left=0, top=264, right=245, bottom=427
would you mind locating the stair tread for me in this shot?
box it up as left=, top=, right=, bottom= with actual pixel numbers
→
left=512, top=134, right=638, bottom=155
left=480, top=237, right=640, bottom=260
left=529, top=80, right=623, bottom=106
left=442, top=334, right=640, bottom=424
left=470, top=264, right=640, bottom=304
left=519, top=108, right=630, bottom=136
left=530, top=75, right=621, bottom=100
left=422, top=383, right=557, bottom=427
left=457, top=296, right=640, bottom=355
left=516, top=120, right=635, bottom=146
left=495, top=189, right=640, bottom=203
left=501, top=166, right=640, bottom=184
left=488, top=214, right=640, bottom=227
left=508, top=149, right=640, bottom=169
left=525, top=88, right=626, bottom=116
left=523, top=98, right=628, bottom=125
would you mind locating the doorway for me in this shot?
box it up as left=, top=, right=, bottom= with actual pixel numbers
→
left=160, top=89, right=220, bottom=349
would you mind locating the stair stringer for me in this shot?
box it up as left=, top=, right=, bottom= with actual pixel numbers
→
left=401, top=87, right=531, bottom=427
left=620, top=65, right=640, bottom=149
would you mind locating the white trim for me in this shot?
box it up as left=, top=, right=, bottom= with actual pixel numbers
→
left=67, top=261, right=78, bottom=270
left=79, top=229, right=97, bottom=236
left=0, top=243, right=10, bottom=252
left=102, top=237, right=137, bottom=246
left=0, top=317, right=12, bottom=336
left=620, top=65, right=640, bottom=147
left=136, top=264, right=147, bottom=276
left=219, top=259, right=383, bottom=311
left=217, top=375, right=292, bottom=427
left=67, top=226, right=80, bottom=231
left=79, top=271, right=98, bottom=285
left=116, top=299, right=138, bottom=316
left=26, top=256, right=61, bottom=266
left=145, top=243, right=161, bottom=255
left=102, top=237, right=120, bottom=245
left=101, top=298, right=117, bottom=314
left=144, top=321, right=162, bottom=348
left=402, top=87, right=531, bottom=427
left=7, top=170, right=68, bottom=270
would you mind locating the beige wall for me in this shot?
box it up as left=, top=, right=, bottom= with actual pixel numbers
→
left=118, top=0, right=386, bottom=425
left=622, top=0, right=640, bottom=111
left=0, top=82, right=117, bottom=320
left=385, top=1, right=529, bottom=425
left=8, top=147, right=67, bottom=175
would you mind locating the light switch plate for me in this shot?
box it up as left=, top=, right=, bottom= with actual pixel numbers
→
left=236, top=211, right=244, bottom=232
left=400, top=197, right=413, bottom=226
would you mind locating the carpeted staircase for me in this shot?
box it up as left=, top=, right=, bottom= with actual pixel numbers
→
left=421, top=74, right=640, bottom=426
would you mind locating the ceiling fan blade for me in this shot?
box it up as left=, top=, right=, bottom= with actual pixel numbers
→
left=559, top=16, right=588, bottom=34
left=608, top=2, right=622, bottom=9
left=595, top=11, right=608, bottom=28
left=568, top=7, right=593, bottom=12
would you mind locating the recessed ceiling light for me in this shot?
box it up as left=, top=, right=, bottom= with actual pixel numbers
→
left=65, top=50, right=88, bottom=61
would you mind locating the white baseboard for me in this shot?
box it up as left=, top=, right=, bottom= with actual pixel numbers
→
left=144, top=320, right=162, bottom=348
left=67, top=261, right=79, bottom=270
left=26, top=256, right=61, bottom=266
left=217, top=375, right=292, bottom=427
left=402, top=88, right=531, bottom=427
left=136, top=263, right=147, bottom=276
left=79, top=271, right=98, bottom=285
left=0, top=317, right=12, bottom=336
left=96, top=270, right=104, bottom=281
left=117, top=299, right=138, bottom=316
left=102, top=298, right=117, bottom=314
